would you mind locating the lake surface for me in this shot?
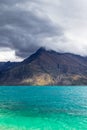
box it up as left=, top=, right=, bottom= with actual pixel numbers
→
left=0, top=86, right=87, bottom=130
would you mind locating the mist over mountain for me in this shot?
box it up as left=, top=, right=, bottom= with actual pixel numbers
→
left=1, top=0, right=87, bottom=61
left=0, top=48, right=87, bottom=85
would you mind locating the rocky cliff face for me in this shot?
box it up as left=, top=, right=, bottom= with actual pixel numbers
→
left=1, top=48, right=87, bottom=85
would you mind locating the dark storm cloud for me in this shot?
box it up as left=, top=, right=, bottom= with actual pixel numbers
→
left=0, top=0, right=63, bottom=58
left=1, top=0, right=87, bottom=61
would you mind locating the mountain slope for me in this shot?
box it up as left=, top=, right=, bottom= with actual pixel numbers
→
left=0, top=48, right=87, bottom=85
left=0, top=61, right=19, bottom=72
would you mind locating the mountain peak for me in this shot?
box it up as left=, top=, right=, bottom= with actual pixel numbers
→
left=1, top=47, right=87, bottom=85
left=37, top=47, right=46, bottom=52
left=22, top=47, right=48, bottom=64
left=36, top=47, right=48, bottom=54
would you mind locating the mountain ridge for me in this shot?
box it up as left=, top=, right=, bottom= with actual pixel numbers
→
left=0, top=48, right=87, bottom=85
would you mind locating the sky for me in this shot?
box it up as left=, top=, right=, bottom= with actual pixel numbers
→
left=0, top=0, right=87, bottom=61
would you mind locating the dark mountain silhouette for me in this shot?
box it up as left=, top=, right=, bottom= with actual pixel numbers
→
left=0, top=47, right=87, bottom=85
left=0, top=61, right=19, bottom=72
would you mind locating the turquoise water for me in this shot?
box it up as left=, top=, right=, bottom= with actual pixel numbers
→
left=0, top=86, right=87, bottom=129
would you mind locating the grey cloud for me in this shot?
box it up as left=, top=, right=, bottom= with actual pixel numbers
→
left=1, top=0, right=87, bottom=60
left=0, top=0, right=64, bottom=58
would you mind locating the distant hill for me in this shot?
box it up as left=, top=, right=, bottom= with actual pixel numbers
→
left=0, top=61, right=19, bottom=72
left=0, top=47, right=87, bottom=85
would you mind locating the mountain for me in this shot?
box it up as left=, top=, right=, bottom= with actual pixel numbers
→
left=0, top=47, right=87, bottom=85
left=0, top=61, right=19, bottom=72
